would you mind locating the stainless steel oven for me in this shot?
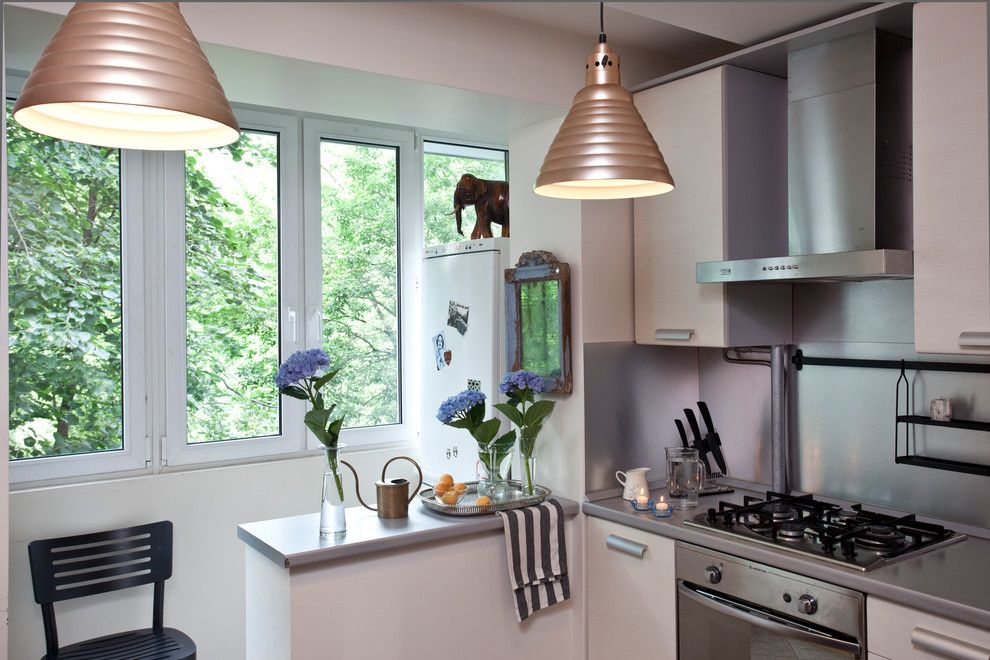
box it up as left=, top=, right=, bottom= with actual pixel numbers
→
left=676, top=543, right=865, bottom=659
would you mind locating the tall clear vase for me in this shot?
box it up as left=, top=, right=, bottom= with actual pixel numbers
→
left=520, top=453, right=537, bottom=496
left=320, top=446, right=346, bottom=537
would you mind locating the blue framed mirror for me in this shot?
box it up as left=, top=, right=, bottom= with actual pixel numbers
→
left=504, top=251, right=572, bottom=394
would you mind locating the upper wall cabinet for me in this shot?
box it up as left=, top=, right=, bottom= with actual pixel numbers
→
left=633, top=66, right=792, bottom=348
left=913, top=2, right=990, bottom=355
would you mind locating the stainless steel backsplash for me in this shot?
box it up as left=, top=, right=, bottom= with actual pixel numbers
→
left=584, top=279, right=990, bottom=528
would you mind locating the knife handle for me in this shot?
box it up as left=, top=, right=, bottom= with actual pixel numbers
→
left=675, top=419, right=690, bottom=448
left=697, top=401, right=716, bottom=434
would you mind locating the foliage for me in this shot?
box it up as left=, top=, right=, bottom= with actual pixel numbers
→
left=423, top=150, right=506, bottom=246
left=185, top=130, right=280, bottom=443
left=6, top=103, right=123, bottom=458
left=320, top=141, right=401, bottom=428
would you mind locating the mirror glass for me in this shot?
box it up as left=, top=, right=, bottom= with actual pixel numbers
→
left=519, top=280, right=561, bottom=378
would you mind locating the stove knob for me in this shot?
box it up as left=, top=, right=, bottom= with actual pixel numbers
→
left=707, top=508, right=717, bottom=524
left=798, top=594, right=818, bottom=615
left=705, top=566, right=722, bottom=584
left=841, top=540, right=857, bottom=557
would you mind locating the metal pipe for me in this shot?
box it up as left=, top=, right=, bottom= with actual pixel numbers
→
left=770, top=345, right=790, bottom=494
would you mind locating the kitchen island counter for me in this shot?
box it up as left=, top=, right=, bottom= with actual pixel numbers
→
left=239, top=496, right=581, bottom=660
left=238, top=494, right=579, bottom=568
left=585, top=488, right=990, bottom=630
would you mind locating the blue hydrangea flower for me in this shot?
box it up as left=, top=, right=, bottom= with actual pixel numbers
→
left=436, top=389, right=486, bottom=424
left=499, top=370, right=545, bottom=394
left=275, top=348, right=330, bottom=388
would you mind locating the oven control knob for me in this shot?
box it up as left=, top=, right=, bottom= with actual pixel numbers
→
left=704, top=566, right=722, bottom=584
left=798, top=594, right=818, bottom=615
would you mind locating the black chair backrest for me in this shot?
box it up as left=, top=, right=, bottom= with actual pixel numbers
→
left=28, top=521, right=174, bottom=654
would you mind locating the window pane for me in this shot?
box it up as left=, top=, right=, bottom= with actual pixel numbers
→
left=320, top=140, right=400, bottom=428
left=6, top=101, right=123, bottom=459
left=185, top=131, right=280, bottom=443
left=423, top=142, right=507, bottom=247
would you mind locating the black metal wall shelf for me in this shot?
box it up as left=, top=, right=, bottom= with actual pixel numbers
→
left=896, top=415, right=990, bottom=433
left=895, top=455, right=990, bottom=477
left=790, top=349, right=990, bottom=478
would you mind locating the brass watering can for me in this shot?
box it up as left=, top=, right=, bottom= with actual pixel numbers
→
left=341, top=456, right=423, bottom=519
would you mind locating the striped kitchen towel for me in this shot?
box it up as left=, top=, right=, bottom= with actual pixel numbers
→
left=496, top=499, right=570, bottom=622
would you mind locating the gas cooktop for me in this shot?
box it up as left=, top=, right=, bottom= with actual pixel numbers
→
left=683, top=491, right=966, bottom=571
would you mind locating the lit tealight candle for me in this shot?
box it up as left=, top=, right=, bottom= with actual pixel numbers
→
left=636, top=487, right=650, bottom=506
left=657, top=496, right=670, bottom=513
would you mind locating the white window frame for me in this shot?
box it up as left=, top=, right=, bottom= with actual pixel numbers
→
left=7, top=76, right=150, bottom=483
left=302, top=118, right=421, bottom=451
left=162, top=108, right=305, bottom=468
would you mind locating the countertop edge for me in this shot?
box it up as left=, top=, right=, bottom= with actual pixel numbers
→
left=240, top=496, right=579, bottom=569
left=582, top=500, right=990, bottom=631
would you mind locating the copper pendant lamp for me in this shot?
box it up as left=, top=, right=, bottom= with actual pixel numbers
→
left=12, top=2, right=239, bottom=151
left=534, top=3, right=673, bottom=199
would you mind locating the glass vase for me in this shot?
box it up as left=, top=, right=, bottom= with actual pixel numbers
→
left=477, top=445, right=511, bottom=502
left=520, top=453, right=537, bottom=496
left=320, top=446, right=347, bottom=537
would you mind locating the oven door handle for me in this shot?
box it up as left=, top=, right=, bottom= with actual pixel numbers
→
left=677, top=582, right=862, bottom=655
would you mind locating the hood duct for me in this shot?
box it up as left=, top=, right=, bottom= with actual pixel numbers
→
left=698, top=29, right=913, bottom=283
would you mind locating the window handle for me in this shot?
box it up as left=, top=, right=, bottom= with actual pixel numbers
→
left=309, top=306, right=323, bottom=342
left=287, top=307, right=297, bottom=342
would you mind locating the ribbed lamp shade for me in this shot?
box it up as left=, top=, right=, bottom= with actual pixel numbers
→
left=535, top=42, right=673, bottom=199
left=12, top=2, right=239, bottom=150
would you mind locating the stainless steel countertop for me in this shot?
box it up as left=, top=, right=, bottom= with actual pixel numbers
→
left=584, top=488, right=990, bottom=630
left=238, top=496, right=579, bottom=569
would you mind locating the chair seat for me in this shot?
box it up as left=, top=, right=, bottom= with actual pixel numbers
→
left=43, top=628, right=195, bottom=660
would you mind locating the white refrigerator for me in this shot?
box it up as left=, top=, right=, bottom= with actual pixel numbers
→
left=420, top=238, right=511, bottom=483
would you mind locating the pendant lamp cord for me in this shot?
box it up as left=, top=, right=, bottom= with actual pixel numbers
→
left=599, top=2, right=606, bottom=43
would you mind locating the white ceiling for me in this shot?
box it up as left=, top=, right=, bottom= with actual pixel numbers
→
left=470, top=2, right=874, bottom=51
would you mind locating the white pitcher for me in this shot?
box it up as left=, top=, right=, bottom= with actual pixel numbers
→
left=615, top=467, right=651, bottom=501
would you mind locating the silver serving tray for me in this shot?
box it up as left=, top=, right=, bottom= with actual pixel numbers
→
left=419, top=480, right=550, bottom=516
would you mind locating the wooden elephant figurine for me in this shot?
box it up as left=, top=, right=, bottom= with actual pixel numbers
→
left=453, top=174, right=509, bottom=239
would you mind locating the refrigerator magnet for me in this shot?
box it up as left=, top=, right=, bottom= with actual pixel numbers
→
left=432, top=331, right=446, bottom=370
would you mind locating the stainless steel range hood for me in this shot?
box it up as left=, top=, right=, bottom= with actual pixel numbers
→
left=698, top=30, right=913, bottom=283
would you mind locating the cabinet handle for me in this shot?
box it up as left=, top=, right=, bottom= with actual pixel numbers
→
left=655, top=328, right=694, bottom=341
left=959, top=331, right=990, bottom=347
left=911, top=627, right=990, bottom=660
left=606, top=534, right=647, bottom=558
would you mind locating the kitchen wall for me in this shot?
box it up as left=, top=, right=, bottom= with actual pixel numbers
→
left=583, top=278, right=990, bottom=529
left=791, top=280, right=990, bottom=529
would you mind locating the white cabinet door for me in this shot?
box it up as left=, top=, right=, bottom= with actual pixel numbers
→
left=913, top=2, right=990, bottom=355
left=634, top=66, right=790, bottom=348
left=867, top=597, right=990, bottom=660
left=587, top=517, right=677, bottom=660
left=634, top=68, right=727, bottom=347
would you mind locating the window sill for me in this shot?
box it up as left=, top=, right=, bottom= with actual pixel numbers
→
left=9, top=438, right=417, bottom=492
